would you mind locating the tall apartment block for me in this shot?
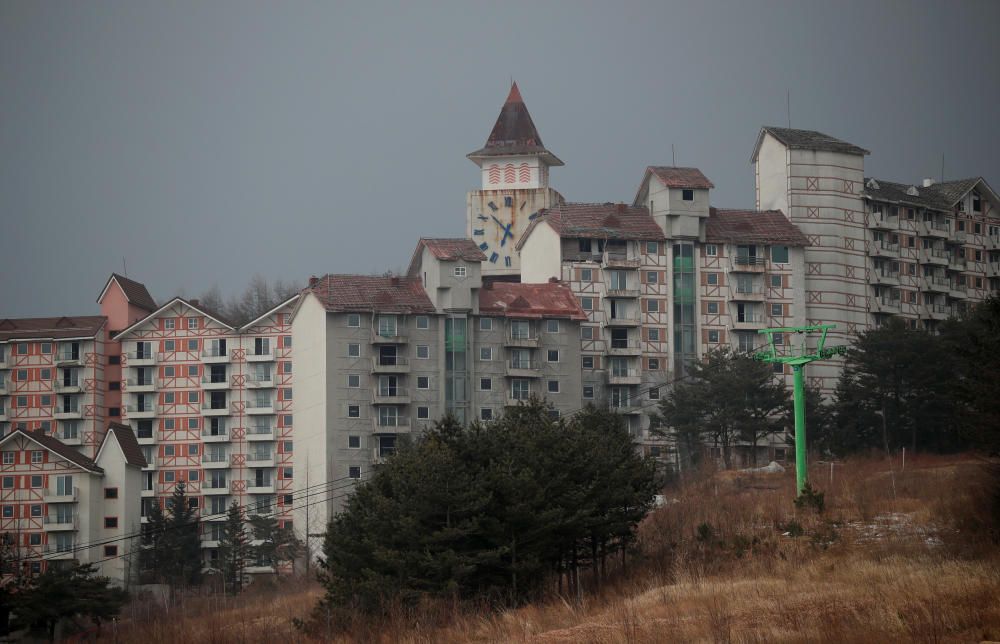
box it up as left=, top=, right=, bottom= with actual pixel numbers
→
left=293, top=238, right=586, bottom=550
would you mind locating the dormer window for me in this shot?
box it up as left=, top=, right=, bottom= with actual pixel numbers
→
left=454, top=266, right=467, bottom=278
left=682, top=189, right=694, bottom=201
left=972, top=191, right=982, bottom=213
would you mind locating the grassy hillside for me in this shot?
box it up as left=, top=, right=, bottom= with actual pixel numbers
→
left=112, top=454, right=1000, bottom=643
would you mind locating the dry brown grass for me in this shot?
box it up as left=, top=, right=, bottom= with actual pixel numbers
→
left=109, top=454, right=1000, bottom=643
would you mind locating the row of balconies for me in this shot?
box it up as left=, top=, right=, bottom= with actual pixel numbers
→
left=125, top=349, right=277, bottom=366
left=869, top=297, right=964, bottom=320
left=125, top=400, right=277, bottom=419
left=125, top=375, right=276, bottom=392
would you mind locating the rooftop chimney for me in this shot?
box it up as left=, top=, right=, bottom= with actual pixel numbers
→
left=923, top=178, right=935, bottom=187
left=308, top=275, right=319, bottom=287
left=616, top=203, right=626, bottom=213
left=190, top=299, right=199, bottom=307
left=389, top=276, right=400, bottom=286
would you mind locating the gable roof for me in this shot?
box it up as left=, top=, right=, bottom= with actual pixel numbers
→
left=752, top=126, right=870, bottom=162
left=647, top=166, right=715, bottom=190
left=239, top=294, right=301, bottom=331
left=0, top=316, right=106, bottom=342
left=406, top=238, right=488, bottom=276
left=97, top=273, right=157, bottom=311
left=705, top=208, right=810, bottom=246
left=467, top=82, right=563, bottom=167
left=862, top=178, right=954, bottom=211
left=517, top=202, right=664, bottom=250
left=308, top=275, right=435, bottom=314
left=479, top=281, right=587, bottom=320
left=97, top=422, right=147, bottom=468
left=113, top=297, right=237, bottom=339
left=0, top=429, right=103, bottom=473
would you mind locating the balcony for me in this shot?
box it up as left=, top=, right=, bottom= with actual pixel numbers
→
left=871, top=271, right=900, bottom=287
left=201, top=403, right=232, bottom=417
left=126, top=377, right=155, bottom=393
left=609, top=400, right=643, bottom=415
left=203, top=482, right=229, bottom=495
left=56, top=351, right=82, bottom=367
left=246, top=375, right=275, bottom=389
left=56, top=431, right=81, bottom=446
left=871, top=296, right=901, bottom=314
left=41, top=544, right=76, bottom=560
left=506, top=361, right=541, bottom=378
left=921, top=276, right=950, bottom=293
left=202, top=428, right=230, bottom=442
left=919, top=221, right=950, bottom=238
left=54, top=381, right=81, bottom=394
left=246, top=453, right=276, bottom=468
left=202, top=348, right=231, bottom=363
left=246, top=350, right=275, bottom=362
left=602, top=252, right=641, bottom=269
left=987, top=235, right=1000, bottom=251
left=0, top=408, right=6, bottom=422
left=606, top=287, right=640, bottom=299
left=201, top=454, right=229, bottom=469
left=606, top=341, right=642, bottom=356
left=923, top=303, right=951, bottom=321
left=54, top=407, right=82, bottom=420
left=988, top=263, right=1000, bottom=279
left=952, top=229, right=967, bottom=244
left=245, top=399, right=275, bottom=415
left=731, top=257, right=767, bottom=272
left=373, top=417, right=411, bottom=433
left=200, top=539, right=220, bottom=549
left=246, top=480, right=276, bottom=494
left=731, top=316, right=766, bottom=331
left=201, top=376, right=230, bottom=390
left=372, top=388, right=411, bottom=405
left=0, top=381, right=6, bottom=395
left=870, top=241, right=899, bottom=258
left=126, top=351, right=157, bottom=366
left=44, top=487, right=78, bottom=503
left=504, top=333, right=539, bottom=348
left=505, top=395, right=533, bottom=407
left=730, top=285, right=766, bottom=302
left=947, top=255, right=967, bottom=271
left=606, top=312, right=641, bottom=327
left=868, top=213, right=898, bottom=230
left=949, top=282, right=968, bottom=300
left=370, top=331, right=407, bottom=345
left=371, top=357, right=410, bottom=374
left=246, top=425, right=274, bottom=440
left=125, top=404, right=156, bottom=420
left=919, top=248, right=949, bottom=266
left=608, top=368, right=642, bottom=386
left=371, top=447, right=397, bottom=464
left=43, top=515, right=78, bottom=531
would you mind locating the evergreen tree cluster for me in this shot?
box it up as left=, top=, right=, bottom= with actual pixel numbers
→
left=316, top=401, right=657, bottom=615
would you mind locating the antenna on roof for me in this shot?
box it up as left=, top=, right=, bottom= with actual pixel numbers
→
left=671, top=144, right=676, bottom=167
left=786, top=89, right=791, bottom=128
left=122, top=256, right=127, bottom=278
left=941, top=153, right=945, bottom=183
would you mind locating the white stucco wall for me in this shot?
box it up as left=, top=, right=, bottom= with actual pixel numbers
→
left=519, top=221, right=563, bottom=283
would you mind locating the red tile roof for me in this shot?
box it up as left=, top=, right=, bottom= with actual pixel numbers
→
left=0, top=429, right=103, bottom=473
left=98, top=273, right=156, bottom=311
left=479, top=281, right=587, bottom=320
left=467, top=82, right=563, bottom=166
left=0, top=316, right=106, bottom=342
left=648, top=166, right=715, bottom=189
left=309, top=275, right=435, bottom=314
left=705, top=208, right=810, bottom=246
left=517, top=202, right=664, bottom=249
left=407, top=238, right=487, bottom=276
left=103, top=422, right=147, bottom=467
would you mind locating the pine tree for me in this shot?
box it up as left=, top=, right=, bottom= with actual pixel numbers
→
left=218, top=501, right=248, bottom=594
left=138, top=498, right=167, bottom=583
left=11, top=563, right=127, bottom=641
left=163, top=482, right=202, bottom=589
left=248, top=513, right=302, bottom=574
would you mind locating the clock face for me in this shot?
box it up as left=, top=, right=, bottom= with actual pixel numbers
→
left=472, top=198, right=516, bottom=268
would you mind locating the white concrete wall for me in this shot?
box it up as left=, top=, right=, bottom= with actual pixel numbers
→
left=755, top=133, right=789, bottom=214
left=519, top=221, right=563, bottom=283
left=95, top=436, right=142, bottom=586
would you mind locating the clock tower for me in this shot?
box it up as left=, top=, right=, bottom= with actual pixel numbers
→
left=467, top=82, right=564, bottom=277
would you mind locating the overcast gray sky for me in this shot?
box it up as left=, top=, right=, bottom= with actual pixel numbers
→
left=2, top=0, right=998, bottom=316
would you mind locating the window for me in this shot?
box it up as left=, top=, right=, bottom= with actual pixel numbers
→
left=480, top=408, right=494, bottom=421
left=30, top=504, right=41, bottom=517
left=1, top=507, right=11, bottom=518
left=773, top=333, right=784, bottom=346
left=648, top=328, right=660, bottom=342
left=186, top=339, right=197, bottom=351
left=29, top=533, right=41, bottom=546
left=31, top=451, right=42, bottom=465
left=109, top=355, right=120, bottom=365
left=283, top=388, right=293, bottom=400
left=646, top=271, right=658, bottom=284
left=164, top=340, right=175, bottom=351
left=705, top=244, right=717, bottom=256
left=164, top=366, right=175, bottom=377
left=187, top=391, right=198, bottom=403
left=511, top=379, right=530, bottom=400
left=648, top=358, right=660, bottom=370
left=546, top=319, right=559, bottom=333
left=480, top=346, right=492, bottom=361
left=348, top=405, right=360, bottom=418
left=974, top=222, right=982, bottom=234
left=647, top=299, right=659, bottom=313
left=771, top=245, right=789, bottom=263
left=187, top=318, right=198, bottom=330
left=706, top=273, right=718, bottom=286
left=480, top=378, right=492, bottom=391
left=29, top=475, right=41, bottom=488
left=582, top=326, right=594, bottom=340
left=773, top=362, right=785, bottom=374
left=682, top=189, right=694, bottom=201
left=417, top=376, right=429, bottom=390
left=40, top=368, right=51, bottom=380
left=164, top=392, right=175, bottom=404
left=417, top=406, right=429, bottom=419
left=164, top=319, right=175, bottom=330
left=580, top=268, right=592, bottom=281
left=104, top=517, right=118, bottom=529
left=707, top=302, right=719, bottom=314
left=770, top=275, right=782, bottom=288
left=649, top=387, right=660, bottom=400
left=583, top=386, right=594, bottom=399
left=1, top=453, right=12, bottom=465
left=348, top=436, right=361, bottom=449
left=582, top=356, right=594, bottom=369
left=164, top=471, right=175, bottom=482
left=40, top=343, right=52, bottom=354
left=479, top=318, right=493, bottom=331
left=454, top=266, right=467, bottom=277
left=347, top=314, right=360, bottom=327
left=16, top=396, right=27, bottom=408
left=416, top=316, right=429, bottom=329
left=547, top=349, right=559, bottom=363
left=547, top=380, right=559, bottom=393
left=1, top=477, right=13, bottom=489
left=581, top=297, right=594, bottom=310
left=416, top=345, right=429, bottom=359
left=771, top=303, right=783, bottom=317
left=109, top=381, right=120, bottom=391
left=17, top=343, right=27, bottom=355
left=16, top=370, right=26, bottom=382
left=646, top=241, right=658, bottom=254
left=105, top=488, right=118, bottom=499
left=349, top=467, right=361, bottom=479
left=579, top=239, right=592, bottom=253
left=347, top=343, right=360, bottom=358
left=347, top=374, right=360, bottom=388
left=108, top=406, right=120, bottom=418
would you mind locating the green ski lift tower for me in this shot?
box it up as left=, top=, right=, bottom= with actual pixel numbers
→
left=754, top=324, right=847, bottom=496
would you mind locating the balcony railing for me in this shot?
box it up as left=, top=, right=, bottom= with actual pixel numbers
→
left=602, top=252, right=642, bottom=268
left=732, top=256, right=767, bottom=271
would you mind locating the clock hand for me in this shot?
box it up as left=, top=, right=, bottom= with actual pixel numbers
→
left=490, top=214, right=504, bottom=228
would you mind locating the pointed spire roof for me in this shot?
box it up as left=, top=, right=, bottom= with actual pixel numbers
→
left=467, top=82, right=563, bottom=167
